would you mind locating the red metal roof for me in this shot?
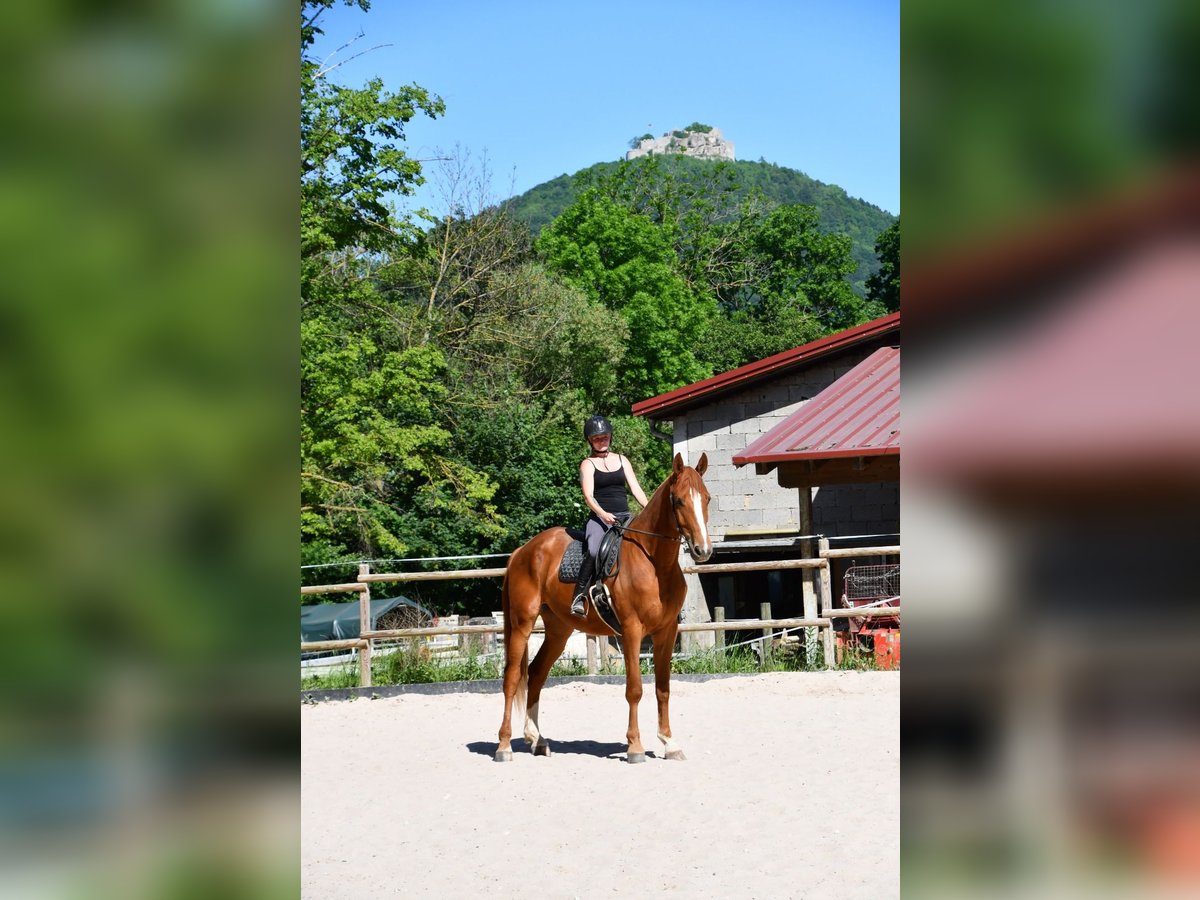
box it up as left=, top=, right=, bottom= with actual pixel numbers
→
left=632, top=313, right=900, bottom=419
left=733, top=346, right=900, bottom=467
left=905, top=236, right=1200, bottom=493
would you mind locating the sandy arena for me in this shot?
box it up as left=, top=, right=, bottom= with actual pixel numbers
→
left=302, top=671, right=898, bottom=898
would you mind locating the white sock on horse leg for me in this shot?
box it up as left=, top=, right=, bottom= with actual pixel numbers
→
left=523, top=701, right=541, bottom=746
left=657, top=732, right=680, bottom=754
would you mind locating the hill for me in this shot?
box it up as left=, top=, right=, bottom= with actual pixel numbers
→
left=505, top=156, right=897, bottom=296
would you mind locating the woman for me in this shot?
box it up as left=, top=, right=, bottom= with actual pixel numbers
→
left=572, top=415, right=650, bottom=617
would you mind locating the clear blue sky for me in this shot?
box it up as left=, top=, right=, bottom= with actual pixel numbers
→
left=309, top=0, right=898, bottom=217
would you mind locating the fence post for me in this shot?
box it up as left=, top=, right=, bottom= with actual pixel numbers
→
left=358, top=563, right=373, bottom=688
left=759, top=601, right=772, bottom=670
left=818, top=540, right=835, bottom=669
left=714, top=606, right=725, bottom=653
left=586, top=634, right=598, bottom=675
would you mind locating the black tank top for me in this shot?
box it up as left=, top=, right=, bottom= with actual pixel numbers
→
left=590, top=458, right=629, bottom=514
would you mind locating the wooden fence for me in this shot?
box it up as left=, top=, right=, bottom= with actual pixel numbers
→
left=300, top=537, right=900, bottom=687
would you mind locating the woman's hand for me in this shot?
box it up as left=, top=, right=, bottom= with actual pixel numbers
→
left=599, top=511, right=617, bottom=526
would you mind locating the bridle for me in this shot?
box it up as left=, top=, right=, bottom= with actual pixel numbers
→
left=612, top=475, right=704, bottom=555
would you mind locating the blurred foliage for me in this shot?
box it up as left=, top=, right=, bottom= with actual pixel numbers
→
left=0, top=0, right=298, bottom=895
left=902, top=0, right=1200, bottom=257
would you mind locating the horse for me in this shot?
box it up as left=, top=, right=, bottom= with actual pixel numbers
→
left=494, top=452, right=712, bottom=763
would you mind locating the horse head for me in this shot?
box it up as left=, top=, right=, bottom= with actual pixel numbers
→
left=669, top=452, right=713, bottom=563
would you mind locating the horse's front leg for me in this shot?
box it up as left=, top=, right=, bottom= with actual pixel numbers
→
left=621, top=625, right=647, bottom=763
left=653, top=625, right=685, bottom=761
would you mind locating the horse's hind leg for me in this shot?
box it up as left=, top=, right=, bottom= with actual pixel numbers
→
left=496, top=602, right=531, bottom=762
left=523, top=616, right=573, bottom=757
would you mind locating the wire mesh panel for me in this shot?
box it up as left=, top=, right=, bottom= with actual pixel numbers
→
left=843, top=563, right=900, bottom=604
left=840, top=562, right=900, bottom=637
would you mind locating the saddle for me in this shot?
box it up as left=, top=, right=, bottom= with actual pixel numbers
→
left=558, top=523, right=626, bottom=635
left=557, top=526, right=623, bottom=583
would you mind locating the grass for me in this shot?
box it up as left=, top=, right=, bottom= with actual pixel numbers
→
left=301, top=634, right=887, bottom=690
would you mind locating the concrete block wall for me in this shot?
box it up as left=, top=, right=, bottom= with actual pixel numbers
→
left=812, top=482, right=899, bottom=537
left=671, top=354, right=873, bottom=541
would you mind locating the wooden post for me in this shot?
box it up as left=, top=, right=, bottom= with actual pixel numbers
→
left=818, top=539, right=832, bottom=612
left=798, top=491, right=818, bottom=666
left=817, top=541, right=835, bottom=669
left=586, top=634, right=598, bottom=675
left=714, top=606, right=726, bottom=652
left=357, top=563, right=373, bottom=687
left=760, top=601, right=772, bottom=669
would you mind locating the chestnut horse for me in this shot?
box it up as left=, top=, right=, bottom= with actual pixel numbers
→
left=495, top=452, right=712, bottom=763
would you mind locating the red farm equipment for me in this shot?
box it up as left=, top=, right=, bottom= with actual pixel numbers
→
left=835, top=562, right=900, bottom=669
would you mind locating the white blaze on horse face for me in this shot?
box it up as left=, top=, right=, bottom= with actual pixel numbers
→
left=687, top=484, right=713, bottom=561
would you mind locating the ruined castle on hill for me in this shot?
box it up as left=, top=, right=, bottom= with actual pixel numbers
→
left=626, top=125, right=735, bottom=161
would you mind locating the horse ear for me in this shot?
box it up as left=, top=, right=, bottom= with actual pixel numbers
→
left=695, top=452, right=708, bottom=476
left=673, top=452, right=684, bottom=473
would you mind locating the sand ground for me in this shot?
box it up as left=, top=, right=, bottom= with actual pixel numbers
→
left=302, top=671, right=898, bottom=899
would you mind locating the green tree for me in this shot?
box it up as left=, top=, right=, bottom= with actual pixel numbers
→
left=300, top=325, right=504, bottom=564
left=864, top=219, right=899, bottom=315
left=301, top=1, right=504, bottom=567
left=749, top=204, right=864, bottom=332
left=301, top=0, right=445, bottom=304
left=536, top=189, right=714, bottom=407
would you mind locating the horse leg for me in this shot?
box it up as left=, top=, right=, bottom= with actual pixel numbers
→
left=523, top=617, right=573, bottom=757
left=620, top=625, right=647, bottom=763
left=652, top=626, right=685, bottom=761
left=496, top=613, right=531, bottom=763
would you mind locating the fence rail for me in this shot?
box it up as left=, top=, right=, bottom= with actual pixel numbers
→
left=301, top=538, right=899, bottom=686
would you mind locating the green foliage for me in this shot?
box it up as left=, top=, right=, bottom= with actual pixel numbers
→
left=507, top=156, right=896, bottom=296
left=301, top=1, right=444, bottom=293
left=536, top=189, right=715, bottom=406
left=865, top=219, right=899, bottom=315
left=301, top=0, right=503, bottom=567
left=750, top=204, right=864, bottom=332
left=630, top=133, right=654, bottom=147
left=682, top=122, right=713, bottom=133
left=300, top=324, right=505, bottom=561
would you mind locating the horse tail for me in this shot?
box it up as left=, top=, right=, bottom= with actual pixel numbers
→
left=500, top=570, right=528, bottom=723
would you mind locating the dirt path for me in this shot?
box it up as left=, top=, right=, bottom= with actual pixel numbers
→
left=302, top=671, right=898, bottom=898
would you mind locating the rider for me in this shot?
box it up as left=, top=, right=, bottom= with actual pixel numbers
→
left=572, top=415, right=650, bottom=617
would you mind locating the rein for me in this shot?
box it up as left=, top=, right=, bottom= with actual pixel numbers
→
left=613, top=521, right=682, bottom=543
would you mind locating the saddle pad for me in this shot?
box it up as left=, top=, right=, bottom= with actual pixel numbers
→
left=558, top=539, right=585, bottom=583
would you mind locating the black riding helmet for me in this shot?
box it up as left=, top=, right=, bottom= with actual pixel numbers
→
left=583, top=415, right=613, bottom=441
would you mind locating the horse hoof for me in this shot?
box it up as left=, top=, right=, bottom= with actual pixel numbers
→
left=494, top=749, right=513, bottom=762
left=665, top=749, right=687, bottom=761
left=533, top=738, right=551, bottom=757
left=627, top=752, right=647, bottom=764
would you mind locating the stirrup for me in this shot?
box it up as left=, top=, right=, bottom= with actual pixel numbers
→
left=589, top=582, right=608, bottom=607
left=570, top=591, right=588, bottom=616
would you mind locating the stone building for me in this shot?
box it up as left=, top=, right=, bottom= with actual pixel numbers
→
left=632, top=313, right=900, bottom=641
left=626, top=126, right=735, bottom=161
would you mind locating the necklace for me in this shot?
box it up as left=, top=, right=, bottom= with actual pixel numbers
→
left=592, top=452, right=617, bottom=472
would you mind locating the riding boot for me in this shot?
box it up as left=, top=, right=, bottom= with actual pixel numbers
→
left=571, top=553, right=595, bottom=617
